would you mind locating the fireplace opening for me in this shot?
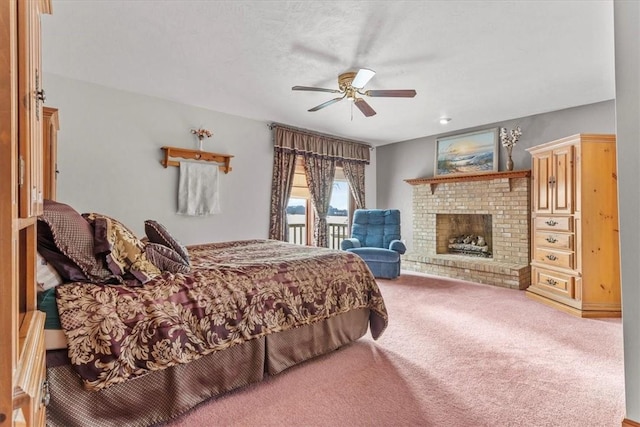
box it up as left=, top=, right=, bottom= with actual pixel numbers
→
left=436, top=214, right=492, bottom=258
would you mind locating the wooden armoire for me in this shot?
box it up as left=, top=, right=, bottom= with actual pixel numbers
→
left=0, top=0, right=52, bottom=425
left=526, top=134, right=621, bottom=318
left=42, top=107, right=58, bottom=201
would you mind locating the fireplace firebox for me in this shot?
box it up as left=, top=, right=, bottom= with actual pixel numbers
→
left=436, top=214, right=492, bottom=257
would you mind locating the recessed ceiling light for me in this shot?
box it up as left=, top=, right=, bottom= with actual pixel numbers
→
left=439, top=117, right=452, bottom=125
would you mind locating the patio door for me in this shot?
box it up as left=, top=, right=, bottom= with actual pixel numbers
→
left=286, top=159, right=352, bottom=248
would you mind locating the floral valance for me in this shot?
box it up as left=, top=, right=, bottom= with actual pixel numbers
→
left=272, top=124, right=371, bottom=164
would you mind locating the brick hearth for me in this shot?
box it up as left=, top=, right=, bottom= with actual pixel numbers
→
left=404, top=171, right=531, bottom=289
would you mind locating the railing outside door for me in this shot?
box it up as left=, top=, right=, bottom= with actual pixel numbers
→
left=288, top=223, right=347, bottom=250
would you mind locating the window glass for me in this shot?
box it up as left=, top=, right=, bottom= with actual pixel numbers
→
left=286, top=197, right=307, bottom=245
left=328, top=180, right=349, bottom=249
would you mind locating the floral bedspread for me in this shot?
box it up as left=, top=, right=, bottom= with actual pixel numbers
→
left=56, top=239, right=388, bottom=391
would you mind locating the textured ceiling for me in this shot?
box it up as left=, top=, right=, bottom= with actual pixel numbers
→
left=41, top=1, right=615, bottom=146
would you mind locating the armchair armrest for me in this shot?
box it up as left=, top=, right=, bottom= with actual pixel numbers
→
left=389, top=240, right=407, bottom=254
left=341, top=238, right=361, bottom=250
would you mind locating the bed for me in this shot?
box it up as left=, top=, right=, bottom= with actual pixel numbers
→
left=37, top=200, right=388, bottom=427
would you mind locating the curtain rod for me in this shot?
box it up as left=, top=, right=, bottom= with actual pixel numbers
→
left=267, top=122, right=374, bottom=150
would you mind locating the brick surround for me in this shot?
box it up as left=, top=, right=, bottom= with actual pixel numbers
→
left=404, top=171, right=531, bottom=289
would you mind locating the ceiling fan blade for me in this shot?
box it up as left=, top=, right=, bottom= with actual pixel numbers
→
left=354, top=98, right=377, bottom=117
left=292, top=85, right=342, bottom=94
left=308, top=96, right=345, bottom=112
left=351, top=68, right=376, bottom=89
left=365, top=89, right=417, bottom=98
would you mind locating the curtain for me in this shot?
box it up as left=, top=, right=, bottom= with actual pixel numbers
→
left=303, top=155, right=336, bottom=247
left=269, top=124, right=370, bottom=246
left=273, top=125, right=370, bottom=164
left=342, top=160, right=366, bottom=209
left=268, top=148, right=297, bottom=241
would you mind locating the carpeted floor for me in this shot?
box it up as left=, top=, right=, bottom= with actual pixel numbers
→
left=166, top=272, right=625, bottom=427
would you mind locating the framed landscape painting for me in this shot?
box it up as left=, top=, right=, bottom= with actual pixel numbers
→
left=435, top=128, right=499, bottom=176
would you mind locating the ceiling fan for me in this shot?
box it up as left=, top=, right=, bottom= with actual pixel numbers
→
left=292, top=68, right=417, bottom=117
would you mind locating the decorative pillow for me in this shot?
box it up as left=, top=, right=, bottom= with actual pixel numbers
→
left=84, top=213, right=161, bottom=284
left=36, top=251, right=63, bottom=291
left=91, top=215, right=111, bottom=255
left=37, top=220, right=89, bottom=282
left=145, top=243, right=191, bottom=274
left=38, top=200, right=115, bottom=283
left=144, top=220, right=190, bottom=265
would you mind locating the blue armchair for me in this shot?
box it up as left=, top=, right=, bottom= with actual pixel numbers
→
left=341, top=209, right=406, bottom=279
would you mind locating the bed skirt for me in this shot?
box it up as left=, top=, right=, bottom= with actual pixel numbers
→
left=46, top=308, right=370, bottom=427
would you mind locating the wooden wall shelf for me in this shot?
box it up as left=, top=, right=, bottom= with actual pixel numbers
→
left=160, top=146, right=233, bottom=173
left=405, top=170, right=531, bottom=194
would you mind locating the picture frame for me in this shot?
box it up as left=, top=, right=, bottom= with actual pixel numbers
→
left=434, top=128, right=499, bottom=176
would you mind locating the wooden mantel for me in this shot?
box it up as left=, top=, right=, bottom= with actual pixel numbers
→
left=405, top=170, right=531, bottom=194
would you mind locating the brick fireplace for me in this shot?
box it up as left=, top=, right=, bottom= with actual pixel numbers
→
left=404, top=171, right=531, bottom=289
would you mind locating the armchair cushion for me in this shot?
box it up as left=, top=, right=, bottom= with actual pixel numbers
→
left=351, top=209, right=401, bottom=248
left=347, top=247, right=400, bottom=263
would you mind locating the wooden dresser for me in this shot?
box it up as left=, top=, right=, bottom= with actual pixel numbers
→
left=526, top=134, right=621, bottom=318
left=0, top=0, right=52, bottom=425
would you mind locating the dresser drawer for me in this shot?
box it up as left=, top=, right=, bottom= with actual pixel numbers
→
left=535, top=216, right=572, bottom=231
left=534, top=247, right=574, bottom=269
left=532, top=267, right=575, bottom=298
left=534, top=232, right=573, bottom=250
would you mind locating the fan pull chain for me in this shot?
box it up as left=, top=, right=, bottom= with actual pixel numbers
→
left=350, top=100, right=353, bottom=121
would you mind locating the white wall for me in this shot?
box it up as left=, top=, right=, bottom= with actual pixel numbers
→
left=375, top=100, right=616, bottom=250
left=44, top=74, right=376, bottom=245
left=614, top=0, right=640, bottom=422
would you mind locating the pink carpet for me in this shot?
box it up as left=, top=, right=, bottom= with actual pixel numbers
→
left=166, top=272, right=625, bottom=426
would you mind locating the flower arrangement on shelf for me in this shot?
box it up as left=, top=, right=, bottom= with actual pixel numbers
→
left=191, top=127, right=213, bottom=140
left=499, top=126, right=522, bottom=149
left=191, top=127, right=213, bottom=151
left=499, top=126, right=522, bottom=171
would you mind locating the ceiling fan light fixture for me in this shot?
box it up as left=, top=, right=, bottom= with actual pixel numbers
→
left=351, top=68, right=376, bottom=89
left=292, top=68, right=416, bottom=118
left=439, top=117, right=452, bottom=125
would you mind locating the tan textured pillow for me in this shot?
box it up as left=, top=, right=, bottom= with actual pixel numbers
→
left=84, top=213, right=161, bottom=284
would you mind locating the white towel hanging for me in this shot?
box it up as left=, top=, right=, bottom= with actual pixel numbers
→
left=177, top=162, right=221, bottom=216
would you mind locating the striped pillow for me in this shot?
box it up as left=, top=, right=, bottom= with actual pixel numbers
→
left=145, top=243, right=190, bottom=274
left=144, top=220, right=190, bottom=266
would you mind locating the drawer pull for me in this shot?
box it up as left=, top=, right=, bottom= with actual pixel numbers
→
left=545, top=219, right=558, bottom=226
left=41, top=380, right=50, bottom=407
left=545, top=254, right=558, bottom=261
left=546, top=278, right=557, bottom=286
left=545, top=236, right=557, bottom=243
